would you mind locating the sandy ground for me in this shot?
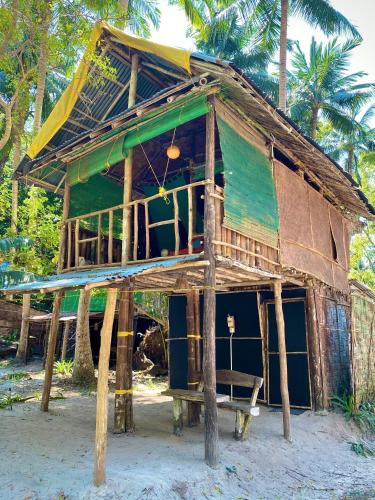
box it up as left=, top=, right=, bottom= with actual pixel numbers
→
left=0, top=360, right=374, bottom=500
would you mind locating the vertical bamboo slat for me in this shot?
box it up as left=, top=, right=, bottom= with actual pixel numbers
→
left=97, top=214, right=102, bottom=265
left=75, top=220, right=79, bottom=268
left=108, top=211, right=113, bottom=264
left=133, top=202, right=138, bottom=261
left=67, top=221, right=72, bottom=270
left=145, top=201, right=150, bottom=259
left=173, top=191, right=180, bottom=256
left=188, top=186, right=193, bottom=254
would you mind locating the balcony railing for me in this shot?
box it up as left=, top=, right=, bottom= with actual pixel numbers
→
left=62, top=180, right=280, bottom=273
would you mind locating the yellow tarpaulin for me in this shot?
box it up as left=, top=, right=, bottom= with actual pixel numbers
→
left=27, top=21, right=192, bottom=160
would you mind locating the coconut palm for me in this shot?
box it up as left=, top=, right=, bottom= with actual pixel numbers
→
left=288, top=37, right=374, bottom=141
left=320, top=105, right=375, bottom=181
left=172, top=0, right=360, bottom=112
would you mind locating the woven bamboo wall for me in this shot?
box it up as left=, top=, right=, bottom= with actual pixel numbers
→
left=351, top=290, right=375, bottom=405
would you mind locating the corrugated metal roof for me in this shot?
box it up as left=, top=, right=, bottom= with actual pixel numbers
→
left=1, top=255, right=200, bottom=294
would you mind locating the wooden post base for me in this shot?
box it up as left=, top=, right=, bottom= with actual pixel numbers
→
left=173, top=399, right=183, bottom=436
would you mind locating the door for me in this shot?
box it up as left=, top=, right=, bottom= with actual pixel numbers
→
left=267, top=299, right=311, bottom=409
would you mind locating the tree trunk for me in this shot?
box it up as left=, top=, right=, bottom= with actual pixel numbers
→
left=11, top=133, right=22, bottom=234
left=310, top=106, right=319, bottom=140
left=61, top=320, right=71, bottom=361
left=33, top=2, right=51, bottom=134
left=72, top=289, right=95, bottom=384
left=347, top=149, right=354, bottom=177
left=278, top=0, right=288, bottom=113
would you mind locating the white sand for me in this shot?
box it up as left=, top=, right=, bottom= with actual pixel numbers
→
left=0, top=362, right=374, bottom=500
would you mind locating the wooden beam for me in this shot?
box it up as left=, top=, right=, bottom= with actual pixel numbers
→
left=203, top=100, right=219, bottom=467
left=16, top=294, right=31, bottom=363
left=41, top=291, right=64, bottom=412
left=93, top=287, right=117, bottom=487
left=114, top=288, right=135, bottom=433
left=273, top=280, right=291, bottom=441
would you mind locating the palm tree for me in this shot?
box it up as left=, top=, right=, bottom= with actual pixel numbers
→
left=320, top=105, right=374, bottom=180
left=288, top=37, right=374, bottom=140
left=173, top=0, right=360, bottom=112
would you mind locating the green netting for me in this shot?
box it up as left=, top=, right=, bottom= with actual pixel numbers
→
left=67, top=95, right=210, bottom=186
left=217, top=116, right=279, bottom=246
left=69, top=174, right=123, bottom=238
left=61, top=289, right=108, bottom=313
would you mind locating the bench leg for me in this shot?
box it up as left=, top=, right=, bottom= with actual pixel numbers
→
left=234, top=410, right=245, bottom=441
left=242, top=414, right=252, bottom=440
left=173, top=399, right=183, bottom=436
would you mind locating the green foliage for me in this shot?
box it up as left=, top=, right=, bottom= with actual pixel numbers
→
left=54, top=359, right=74, bottom=375
left=0, top=392, right=25, bottom=409
left=332, top=394, right=375, bottom=434
left=349, top=441, right=374, bottom=458
left=3, top=371, right=29, bottom=381
left=0, top=236, right=33, bottom=253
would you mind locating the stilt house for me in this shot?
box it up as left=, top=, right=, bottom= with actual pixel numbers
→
left=3, top=21, right=374, bottom=482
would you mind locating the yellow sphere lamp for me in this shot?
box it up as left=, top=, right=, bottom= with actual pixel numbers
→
left=166, top=144, right=181, bottom=160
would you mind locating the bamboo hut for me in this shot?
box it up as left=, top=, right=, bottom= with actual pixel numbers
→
left=2, top=20, right=374, bottom=484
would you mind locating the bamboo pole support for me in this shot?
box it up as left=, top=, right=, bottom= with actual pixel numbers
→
left=187, top=290, right=200, bottom=426
left=117, top=52, right=138, bottom=432
left=121, top=53, right=138, bottom=266
left=114, top=288, right=134, bottom=433
left=194, top=290, right=201, bottom=373
left=203, top=101, right=219, bottom=467
left=16, top=294, right=31, bottom=363
left=273, top=280, right=291, bottom=441
left=93, top=287, right=117, bottom=487
left=61, top=320, right=71, bottom=361
left=41, top=290, right=64, bottom=412
left=57, top=182, right=70, bottom=273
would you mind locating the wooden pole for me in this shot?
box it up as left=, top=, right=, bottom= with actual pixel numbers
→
left=203, top=101, right=219, bottom=467
left=187, top=290, right=200, bottom=426
left=41, top=290, right=64, bottom=412
left=57, top=181, right=70, bottom=273
left=121, top=53, right=138, bottom=266
left=273, top=280, right=291, bottom=441
left=61, top=320, right=71, bottom=361
left=16, top=294, right=31, bottom=363
left=194, top=290, right=201, bottom=373
left=93, top=287, right=117, bottom=487
left=114, top=287, right=134, bottom=433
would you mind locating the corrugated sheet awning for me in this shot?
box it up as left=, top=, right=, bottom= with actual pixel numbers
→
left=1, top=255, right=201, bottom=294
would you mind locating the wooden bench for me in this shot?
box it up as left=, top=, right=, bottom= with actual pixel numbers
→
left=162, top=369, right=263, bottom=440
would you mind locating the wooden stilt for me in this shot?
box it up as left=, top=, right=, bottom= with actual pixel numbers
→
left=306, top=280, right=324, bottom=410
left=41, top=290, right=64, bottom=412
left=16, top=294, right=31, bottom=363
left=60, top=320, right=71, bottom=361
left=114, top=287, right=134, bottom=433
left=203, top=101, right=219, bottom=467
left=187, top=290, right=200, bottom=426
left=194, top=290, right=201, bottom=374
left=273, top=280, right=291, bottom=441
left=93, top=288, right=117, bottom=487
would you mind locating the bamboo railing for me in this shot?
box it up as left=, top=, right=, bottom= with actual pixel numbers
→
left=62, top=181, right=280, bottom=273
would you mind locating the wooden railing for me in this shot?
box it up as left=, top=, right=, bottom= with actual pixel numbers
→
left=62, top=180, right=280, bottom=273
left=62, top=181, right=208, bottom=271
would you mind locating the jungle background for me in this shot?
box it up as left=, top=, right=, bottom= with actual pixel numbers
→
left=0, top=0, right=373, bottom=313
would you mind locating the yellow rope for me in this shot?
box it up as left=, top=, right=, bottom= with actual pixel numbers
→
left=117, top=330, right=134, bottom=337
left=115, top=389, right=133, bottom=395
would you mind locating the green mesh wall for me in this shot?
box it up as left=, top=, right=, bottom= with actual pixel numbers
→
left=69, top=174, right=123, bottom=238
left=217, top=116, right=279, bottom=246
